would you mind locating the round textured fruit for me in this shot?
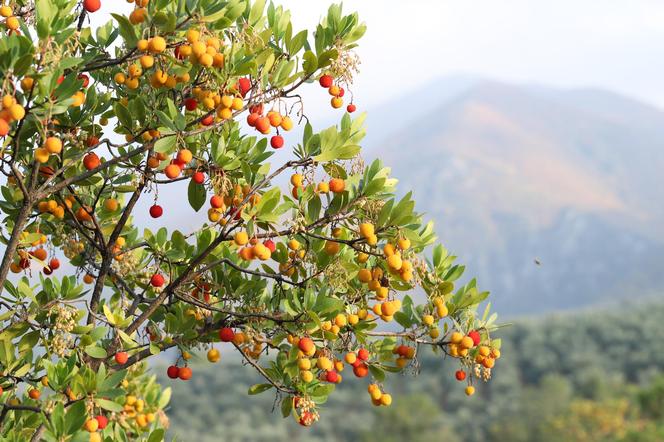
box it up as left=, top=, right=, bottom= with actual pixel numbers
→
left=114, top=352, right=128, bottom=365
left=455, top=370, right=466, bottom=381
left=184, top=98, right=198, bottom=111
left=83, top=0, right=101, bottom=13
left=164, top=164, right=181, bottom=179
left=319, top=74, right=333, bottom=88
left=298, top=337, right=315, bottom=354
left=149, top=204, right=163, bottom=218
left=84, top=418, right=99, bottom=432
left=207, top=348, right=220, bottom=363
left=83, top=152, right=100, bottom=171
left=178, top=366, right=192, bottom=380
left=353, top=362, right=368, bottom=378
left=49, top=258, right=60, bottom=270
left=468, top=330, right=481, bottom=346
left=219, top=327, right=235, bottom=342
left=166, top=365, right=179, bottom=379
left=270, top=135, right=284, bottom=149
left=465, top=385, right=475, bottom=396
left=0, top=118, right=8, bottom=137
left=329, top=178, right=345, bottom=193
left=210, top=195, right=224, bottom=208
left=150, top=273, right=165, bottom=287
left=95, top=415, right=108, bottom=430
left=192, top=171, right=205, bottom=184
left=238, top=77, right=252, bottom=97
left=357, top=348, right=369, bottom=361
left=347, top=103, right=357, bottom=113
left=44, top=137, right=62, bottom=154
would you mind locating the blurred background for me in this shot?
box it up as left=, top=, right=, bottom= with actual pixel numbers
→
left=90, top=1, right=664, bottom=440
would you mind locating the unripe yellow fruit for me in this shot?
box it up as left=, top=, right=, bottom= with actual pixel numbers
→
left=317, top=356, right=333, bottom=371
left=465, top=386, right=475, bottom=396
left=34, top=147, right=50, bottom=163
left=298, top=358, right=311, bottom=370
left=83, top=419, right=99, bottom=432
left=359, top=223, right=375, bottom=238
left=234, top=231, right=249, bottom=246
left=358, top=268, right=372, bottom=283
left=450, top=331, right=463, bottom=344
left=387, top=254, right=402, bottom=271
left=324, top=240, right=340, bottom=255
left=137, top=39, right=149, bottom=51
left=422, top=314, right=434, bottom=326
left=380, top=393, right=392, bottom=406
left=207, top=348, right=220, bottom=362
left=301, top=370, right=313, bottom=383
left=148, top=36, right=167, bottom=53
left=44, top=137, right=62, bottom=154
left=460, top=336, right=474, bottom=349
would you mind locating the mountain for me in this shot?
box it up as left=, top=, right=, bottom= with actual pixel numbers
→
left=364, top=78, right=664, bottom=315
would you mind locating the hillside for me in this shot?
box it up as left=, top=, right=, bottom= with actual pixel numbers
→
left=364, top=79, right=664, bottom=314
left=162, top=299, right=664, bottom=442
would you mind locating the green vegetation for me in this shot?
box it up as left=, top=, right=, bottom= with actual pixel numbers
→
left=163, top=300, right=664, bottom=441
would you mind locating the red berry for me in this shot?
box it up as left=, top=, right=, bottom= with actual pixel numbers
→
left=219, top=327, right=235, bottom=342
left=270, top=135, right=284, bottom=149
left=353, top=362, right=368, bottom=378
left=184, top=98, right=198, bottom=111
left=178, top=366, right=192, bottom=380
left=346, top=104, right=356, bottom=113
left=338, top=87, right=345, bottom=97
left=238, top=78, right=252, bottom=97
left=95, top=415, right=108, bottom=430
left=78, top=74, right=90, bottom=88
left=210, top=195, right=224, bottom=208
left=114, top=352, right=128, bottom=365
left=455, top=370, right=466, bottom=381
left=247, top=113, right=260, bottom=127
left=249, top=104, right=263, bottom=115
left=150, top=274, right=164, bottom=287
left=192, top=171, right=205, bottom=184
left=468, top=330, right=481, bottom=346
left=319, top=75, right=333, bottom=88
left=357, top=348, right=369, bottom=361
left=149, top=204, right=163, bottom=218
left=325, top=370, right=339, bottom=383
left=48, top=258, right=60, bottom=270
left=201, top=114, right=214, bottom=126
left=167, top=365, right=179, bottom=379
left=83, top=0, right=101, bottom=13
left=264, top=239, right=275, bottom=253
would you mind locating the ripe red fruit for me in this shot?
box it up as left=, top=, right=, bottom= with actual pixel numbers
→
left=455, top=370, right=466, bottom=381
left=83, top=0, right=101, bottom=12
left=19, top=258, right=30, bottom=269
left=298, top=337, right=314, bottom=353
left=43, top=267, right=53, bottom=275
left=319, top=74, right=333, bottom=88
left=353, top=362, right=368, bottom=378
left=178, top=366, right=192, bottom=380
left=150, top=273, right=165, bottom=287
left=219, top=327, right=235, bottom=342
left=357, top=348, right=369, bottom=361
left=184, top=98, right=198, bottom=111
left=210, top=195, right=224, bottom=208
left=83, top=152, right=100, bottom=171
left=86, top=136, right=99, bottom=147
left=338, top=87, right=345, bottom=97
left=201, top=114, right=214, bottom=126
left=238, top=77, right=252, bottom=97
left=249, top=104, right=263, bottom=115
left=0, top=118, right=9, bottom=137
left=347, top=104, right=356, bottom=113
left=264, top=239, right=275, bottom=253
left=247, top=112, right=260, bottom=127
left=48, top=258, right=60, bottom=270
left=270, top=135, right=284, bottom=149
left=325, top=370, right=339, bottom=383
left=95, top=415, right=108, bottom=430
left=299, top=410, right=314, bottom=427
left=115, top=352, right=128, bottom=365
left=149, top=204, right=163, bottom=218
left=167, top=365, right=179, bottom=379
left=78, top=74, right=90, bottom=88
left=468, top=330, right=481, bottom=346
left=192, top=171, right=205, bottom=184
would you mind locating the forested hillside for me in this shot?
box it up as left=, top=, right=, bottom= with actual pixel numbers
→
left=162, top=299, right=664, bottom=441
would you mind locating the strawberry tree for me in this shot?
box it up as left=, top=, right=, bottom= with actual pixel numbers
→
left=0, top=0, right=503, bottom=440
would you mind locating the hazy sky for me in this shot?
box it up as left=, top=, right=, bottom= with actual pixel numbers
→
left=93, top=1, right=664, bottom=111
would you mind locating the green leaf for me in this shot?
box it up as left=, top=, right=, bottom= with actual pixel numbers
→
left=187, top=178, right=206, bottom=212
left=148, top=429, right=165, bottom=442
left=154, top=136, right=176, bottom=154
left=248, top=383, right=273, bottom=395
left=96, top=398, right=124, bottom=412
left=84, top=345, right=107, bottom=359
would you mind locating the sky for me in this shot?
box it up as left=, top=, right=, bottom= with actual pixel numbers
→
left=93, top=0, right=664, bottom=113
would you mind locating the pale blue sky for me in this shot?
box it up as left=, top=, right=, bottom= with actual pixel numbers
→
left=93, top=1, right=664, bottom=114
